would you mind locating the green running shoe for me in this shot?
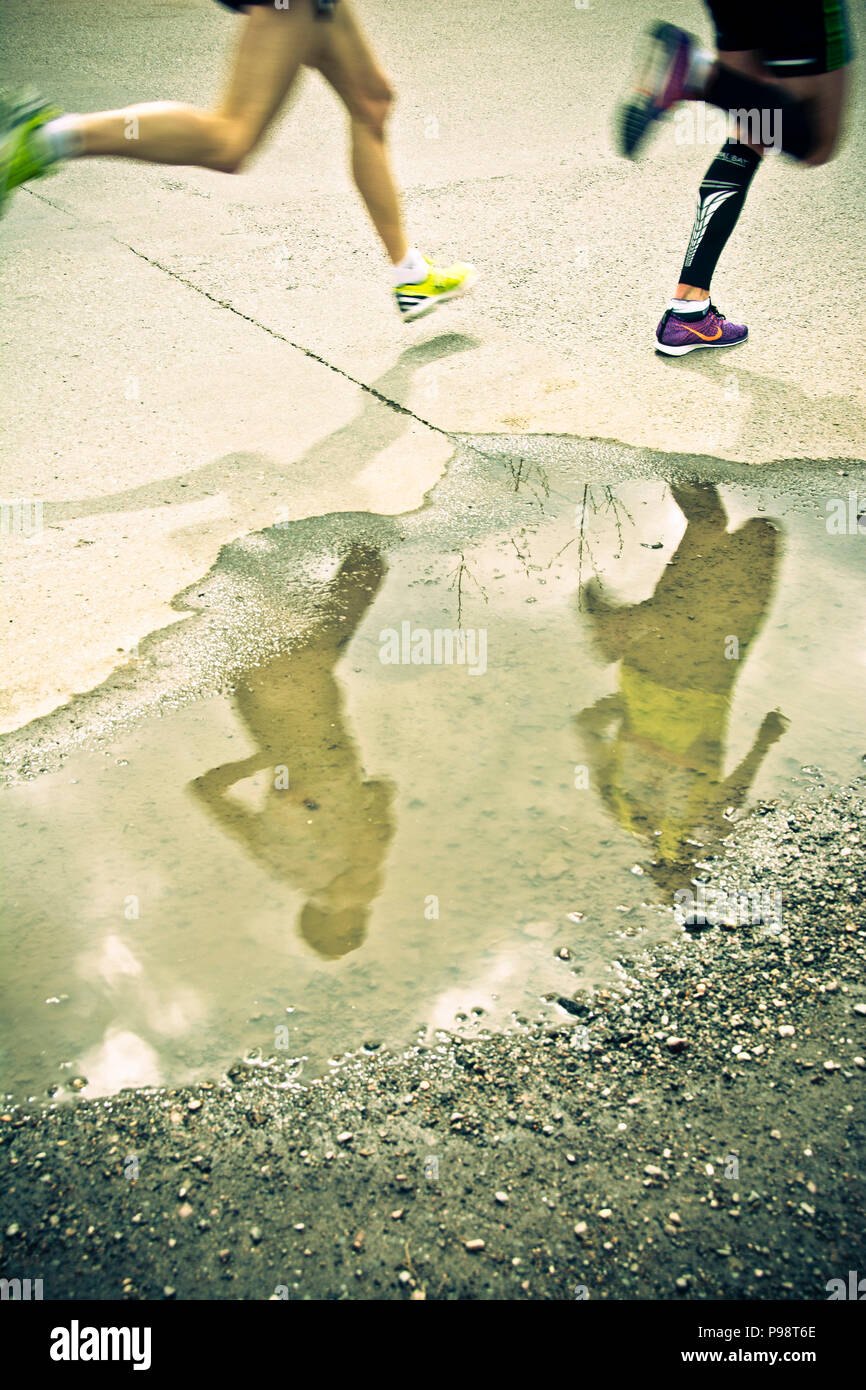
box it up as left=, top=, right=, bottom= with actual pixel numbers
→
left=0, top=92, right=63, bottom=217
left=393, top=256, right=478, bottom=323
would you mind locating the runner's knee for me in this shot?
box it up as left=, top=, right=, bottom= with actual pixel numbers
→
left=351, top=77, right=395, bottom=138
left=208, top=115, right=260, bottom=173
left=802, top=135, right=839, bottom=167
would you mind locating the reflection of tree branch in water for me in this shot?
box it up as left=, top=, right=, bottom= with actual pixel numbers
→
left=603, top=488, right=634, bottom=558
left=576, top=484, right=590, bottom=609
left=503, top=456, right=551, bottom=506
left=544, top=535, right=577, bottom=569
left=507, top=522, right=578, bottom=580
left=447, top=552, right=489, bottom=627
left=509, top=531, right=533, bottom=580
left=575, top=485, right=636, bottom=607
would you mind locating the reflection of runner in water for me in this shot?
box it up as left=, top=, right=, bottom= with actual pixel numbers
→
left=189, top=544, right=393, bottom=958
left=576, top=483, right=788, bottom=893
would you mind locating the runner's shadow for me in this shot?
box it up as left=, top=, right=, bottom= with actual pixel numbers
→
left=43, top=333, right=480, bottom=534
left=661, top=354, right=865, bottom=459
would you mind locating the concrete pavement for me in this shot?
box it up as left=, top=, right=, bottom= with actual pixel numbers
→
left=2, top=0, right=864, bottom=731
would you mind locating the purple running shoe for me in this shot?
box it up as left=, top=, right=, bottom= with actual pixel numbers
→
left=655, top=304, right=748, bottom=356
left=617, top=21, right=696, bottom=159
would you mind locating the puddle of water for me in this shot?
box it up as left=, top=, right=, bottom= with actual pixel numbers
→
left=2, top=477, right=865, bottom=1099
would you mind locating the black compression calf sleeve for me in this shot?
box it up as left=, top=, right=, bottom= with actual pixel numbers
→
left=679, top=139, right=762, bottom=291
left=703, top=65, right=816, bottom=160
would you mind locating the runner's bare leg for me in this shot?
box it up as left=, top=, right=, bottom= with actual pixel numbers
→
left=312, top=3, right=408, bottom=263
left=66, top=5, right=317, bottom=171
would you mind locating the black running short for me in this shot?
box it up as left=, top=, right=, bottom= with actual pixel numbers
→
left=704, top=0, right=853, bottom=74
left=216, top=1, right=338, bottom=16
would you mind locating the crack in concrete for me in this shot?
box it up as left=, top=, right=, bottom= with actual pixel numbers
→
left=24, top=184, right=464, bottom=447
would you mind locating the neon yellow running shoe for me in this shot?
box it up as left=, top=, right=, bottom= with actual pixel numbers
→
left=0, top=92, right=62, bottom=217
left=393, top=256, right=478, bottom=323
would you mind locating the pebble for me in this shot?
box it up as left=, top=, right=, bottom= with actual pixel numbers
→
left=188, top=1099, right=202, bottom=1112
left=464, top=1239, right=486, bottom=1252
left=494, top=1191, right=509, bottom=1205
left=337, top=1132, right=354, bottom=1145
left=574, top=1222, right=588, bottom=1237
left=778, top=1025, right=796, bottom=1037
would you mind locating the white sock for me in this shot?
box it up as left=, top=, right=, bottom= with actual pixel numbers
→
left=393, top=247, right=427, bottom=286
left=670, top=296, right=710, bottom=317
left=34, top=115, right=86, bottom=163
left=686, top=48, right=714, bottom=97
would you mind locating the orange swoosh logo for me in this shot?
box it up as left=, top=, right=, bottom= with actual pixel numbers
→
left=680, top=322, right=722, bottom=342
